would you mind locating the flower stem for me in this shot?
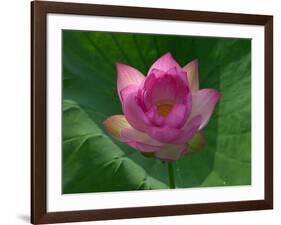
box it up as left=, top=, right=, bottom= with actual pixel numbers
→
left=167, top=162, right=176, bottom=189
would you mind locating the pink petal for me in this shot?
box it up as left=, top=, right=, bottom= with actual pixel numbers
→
left=148, top=69, right=190, bottom=106
left=146, top=106, right=165, bottom=126
left=117, top=63, right=145, bottom=98
left=142, top=69, right=165, bottom=98
left=146, top=116, right=201, bottom=144
left=141, top=68, right=191, bottom=112
left=125, top=141, right=161, bottom=152
left=121, top=127, right=163, bottom=146
left=139, top=69, right=166, bottom=110
left=183, top=59, right=199, bottom=94
left=146, top=73, right=190, bottom=106
left=148, top=52, right=181, bottom=74
left=121, top=127, right=163, bottom=152
left=149, top=75, right=177, bottom=105
left=103, top=115, right=130, bottom=141
left=148, top=68, right=166, bottom=80
left=173, top=115, right=203, bottom=144
left=120, top=85, right=139, bottom=103
left=155, top=144, right=187, bottom=161
left=188, top=89, right=221, bottom=130
left=122, top=87, right=150, bottom=132
left=146, top=126, right=181, bottom=143
left=164, top=104, right=188, bottom=129
left=167, top=67, right=188, bottom=87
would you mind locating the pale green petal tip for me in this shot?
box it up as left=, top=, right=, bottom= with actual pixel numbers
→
left=187, top=132, right=206, bottom=153
left=103, top=115, right=130, bottom=141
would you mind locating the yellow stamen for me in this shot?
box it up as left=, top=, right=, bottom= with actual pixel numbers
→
left=157, top=104, right=173, bottom=117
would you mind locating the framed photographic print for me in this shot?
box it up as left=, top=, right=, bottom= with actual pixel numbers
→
left=31, top=1, right=273, bottom=224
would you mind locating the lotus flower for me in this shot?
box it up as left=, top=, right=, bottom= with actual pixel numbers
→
left=104, top=52, right=221, bottom=161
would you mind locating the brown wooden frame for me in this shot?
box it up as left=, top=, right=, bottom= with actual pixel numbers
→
left=31, top=1, right=273, bottom=224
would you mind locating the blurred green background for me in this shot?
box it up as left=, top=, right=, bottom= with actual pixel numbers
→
left=63, top=31, right=251, bottom=194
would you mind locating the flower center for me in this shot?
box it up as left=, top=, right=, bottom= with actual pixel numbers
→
left=157, top=103, right=173, bottom=117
